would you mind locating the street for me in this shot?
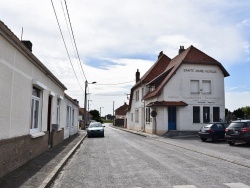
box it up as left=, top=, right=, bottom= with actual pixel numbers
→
left=52, top=124, right=250, bottom=188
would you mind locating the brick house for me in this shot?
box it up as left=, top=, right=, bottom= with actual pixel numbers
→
left=126, top=46, right=229, bottom=135
left=0, top=21, right=79, bottom=177
left=115, top=102, right=128, bottom=127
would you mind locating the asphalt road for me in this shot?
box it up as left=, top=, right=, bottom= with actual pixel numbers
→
left=51, top=124, right=250, bottom=188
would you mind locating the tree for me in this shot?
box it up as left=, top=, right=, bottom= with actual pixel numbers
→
left=232, top=108, right=244, bottom=119
left=89, top=109, right=103, bottom=123
left=242, top=106, right=250, bottom=119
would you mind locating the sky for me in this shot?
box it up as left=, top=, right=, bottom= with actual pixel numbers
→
left=0, top=0, right=250, bottom=116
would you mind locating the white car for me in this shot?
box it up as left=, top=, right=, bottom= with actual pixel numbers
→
left=87, top=122, right=104, bottom=138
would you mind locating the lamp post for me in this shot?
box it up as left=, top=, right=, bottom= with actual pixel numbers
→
left=83, top=81, right=96, bottom=129
left=100, top=107, right=104, bottom=118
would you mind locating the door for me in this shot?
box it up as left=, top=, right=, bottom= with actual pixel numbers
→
left=168, top=106, right=176, bottom=130
left=203, top=106, right=210, bottom=123
left=47, top=96, right=52, bottom=147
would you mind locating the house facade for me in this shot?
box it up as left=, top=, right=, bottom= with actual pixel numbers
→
left=0, top=21, right=79, bottom=177
left=115, top=102, right=128, bottom=127
left=126, top=46, right=229, bottom=135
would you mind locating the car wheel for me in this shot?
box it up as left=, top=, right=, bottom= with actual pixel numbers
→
left=228, top=141, right=235, bottom=146
left=212, top=135, right=219, bottom=142
left=201, top=138, right=207, bottom=142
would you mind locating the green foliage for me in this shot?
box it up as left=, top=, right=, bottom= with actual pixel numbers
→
left=242, top=106, right=250, bottom=118
left=89, top=110, right=103, bottom=123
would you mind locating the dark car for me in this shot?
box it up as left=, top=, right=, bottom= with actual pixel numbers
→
left=225, top=120, right=250, bottom=145
left=198, top=122, right=229, bottom=142
left=87, top=122, right=104, bottom=138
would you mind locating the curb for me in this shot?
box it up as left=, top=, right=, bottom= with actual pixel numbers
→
left=38, top=133, right=87, bottom=188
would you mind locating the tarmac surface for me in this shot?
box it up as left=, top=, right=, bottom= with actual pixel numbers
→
left=0, top=130, right=87, bottom=188
left=0, top=126, right=197, bottom=188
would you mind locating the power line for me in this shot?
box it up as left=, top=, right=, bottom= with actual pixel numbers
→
left=60, top=0, right=85, bottom=83
left=95, top=80, right=135, bottom=85
left=50, top=0, right=84, bottom=93
left=63, top=0, right=87, bottom=81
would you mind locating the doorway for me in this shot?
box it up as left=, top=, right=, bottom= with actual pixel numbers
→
left=47, top=95, right=52, bottom=147
left=168, top=106, right=176, bottom=130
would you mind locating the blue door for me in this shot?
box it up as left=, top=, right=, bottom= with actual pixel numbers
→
left=168, top=106, right=176, bottom=130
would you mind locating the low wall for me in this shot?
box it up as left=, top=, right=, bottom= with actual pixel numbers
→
left=0, top=129, right=64, bottom=178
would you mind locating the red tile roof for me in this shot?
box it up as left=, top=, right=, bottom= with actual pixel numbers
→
left=79, top=108, right=92, bottom=117
left=128, top=53, right=171, bottom=110
left=143, top=45, right=229, bottom=100
left=115, top=102, right=129, bottom=115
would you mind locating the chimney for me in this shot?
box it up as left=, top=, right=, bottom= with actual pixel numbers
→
left=136, top=69, right=140, bottom=83
left=21, top=40, right=32, bottom=52
left=179, top=46, right=185, bottom=54
left=158, top=51, right=163, bottom=59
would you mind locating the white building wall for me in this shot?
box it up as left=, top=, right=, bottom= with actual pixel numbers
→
left=162, top=64, right=226, bottom=131
left=62, top=96, right=79, bottom=139
left=0, top=29, right=67, bottom=139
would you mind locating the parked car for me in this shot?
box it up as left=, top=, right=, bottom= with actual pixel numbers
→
left=225, top=120, right=250, bottom=145
left=87, top=122, right=104, bottom=138
left=198, top=122, right=229, bottom=142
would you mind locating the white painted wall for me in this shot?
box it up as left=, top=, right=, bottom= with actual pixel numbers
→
left=62, top=96, right=79, bottom=139
left=0, top=25, right=76, bottom=140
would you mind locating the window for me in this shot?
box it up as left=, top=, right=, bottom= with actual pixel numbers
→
left=213, top=107, right=220, bottom=122
left=203, top=106, right=210, bottom=123
left=193, top=106, right=200, bottom=123
left=131, top=113, right=133, bottom=122
left=135, top=109, right=139, bottom=123
left=31, top=87, right=41, bottom=131
left=202, top=80, right=211, bottom=94
left=141, top=88, right=144, bottom=99
left=66, top=106, right=71, bottom=127
left=135, top=90, right=139, bottom=101
left=146, top=107, right=151, bottom=122
left=72, top=109, right=75, bottom=127
left=56, top=98, right=61, bottom=125
left=191, top=80, right=199, bottom=94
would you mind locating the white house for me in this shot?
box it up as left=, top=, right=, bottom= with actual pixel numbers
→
left=126, top=46, right=229, bottom=135
left=0, top=20, right=79, bottom=177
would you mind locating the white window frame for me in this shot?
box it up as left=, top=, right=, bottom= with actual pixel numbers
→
left=190, top=80, right=200, bottom=94
left=56, top=98, right=61, bottom=125
left=135, top=90, right=139, bottom=101
left=66, top=106, right=71, bottom=128
left=146, top=107, right=151, bottom=123
left=202, top=80, right=212, bottom=94
left=72, top=109, right=75, bottom=127
left=30, top=87, right=42, bottom=134
left=135, top=109, right=139, bottom=123
left=131, top=113, right=134, bottom=122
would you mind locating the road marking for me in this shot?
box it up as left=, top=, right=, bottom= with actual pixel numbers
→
left=173, top=185, right=197, bottom=188
left=224, top=182, right=250, bottom=188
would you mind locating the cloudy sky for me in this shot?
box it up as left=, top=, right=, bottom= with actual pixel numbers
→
left=1, top=0, right=250, bottom=115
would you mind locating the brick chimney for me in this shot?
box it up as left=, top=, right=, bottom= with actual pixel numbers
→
left=136, top=69, right=140, bottom=83
left=158, top=51, right=163, bottom=59
left=21, top=40, right=32, bottom=52
left=179, top=46, right=185, bottom=54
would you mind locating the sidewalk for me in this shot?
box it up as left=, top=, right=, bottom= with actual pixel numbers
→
left=0, top=130, right=87, bottom=188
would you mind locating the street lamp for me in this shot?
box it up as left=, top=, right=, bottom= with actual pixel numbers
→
left=83, top=81, right=96, bottom=129
left=100, top=107, right=104, bottom=118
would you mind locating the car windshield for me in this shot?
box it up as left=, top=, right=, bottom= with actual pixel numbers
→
left=228, top=122, right=246, bottom=128
left=88, top=122, right=102, bottom=128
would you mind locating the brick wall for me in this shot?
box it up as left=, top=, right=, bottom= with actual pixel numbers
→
left=52, top=128, right=64, bottom=147
left=0, top=132, right=49, bottom=178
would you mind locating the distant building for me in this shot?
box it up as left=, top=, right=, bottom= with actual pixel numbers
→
left=0, top=21, right=79, bottom=177
left=79, top=108, right=93, bottom=128
left=115, top=102, right=128, bottom=127
left=126, top=46, right=229, bottom=135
